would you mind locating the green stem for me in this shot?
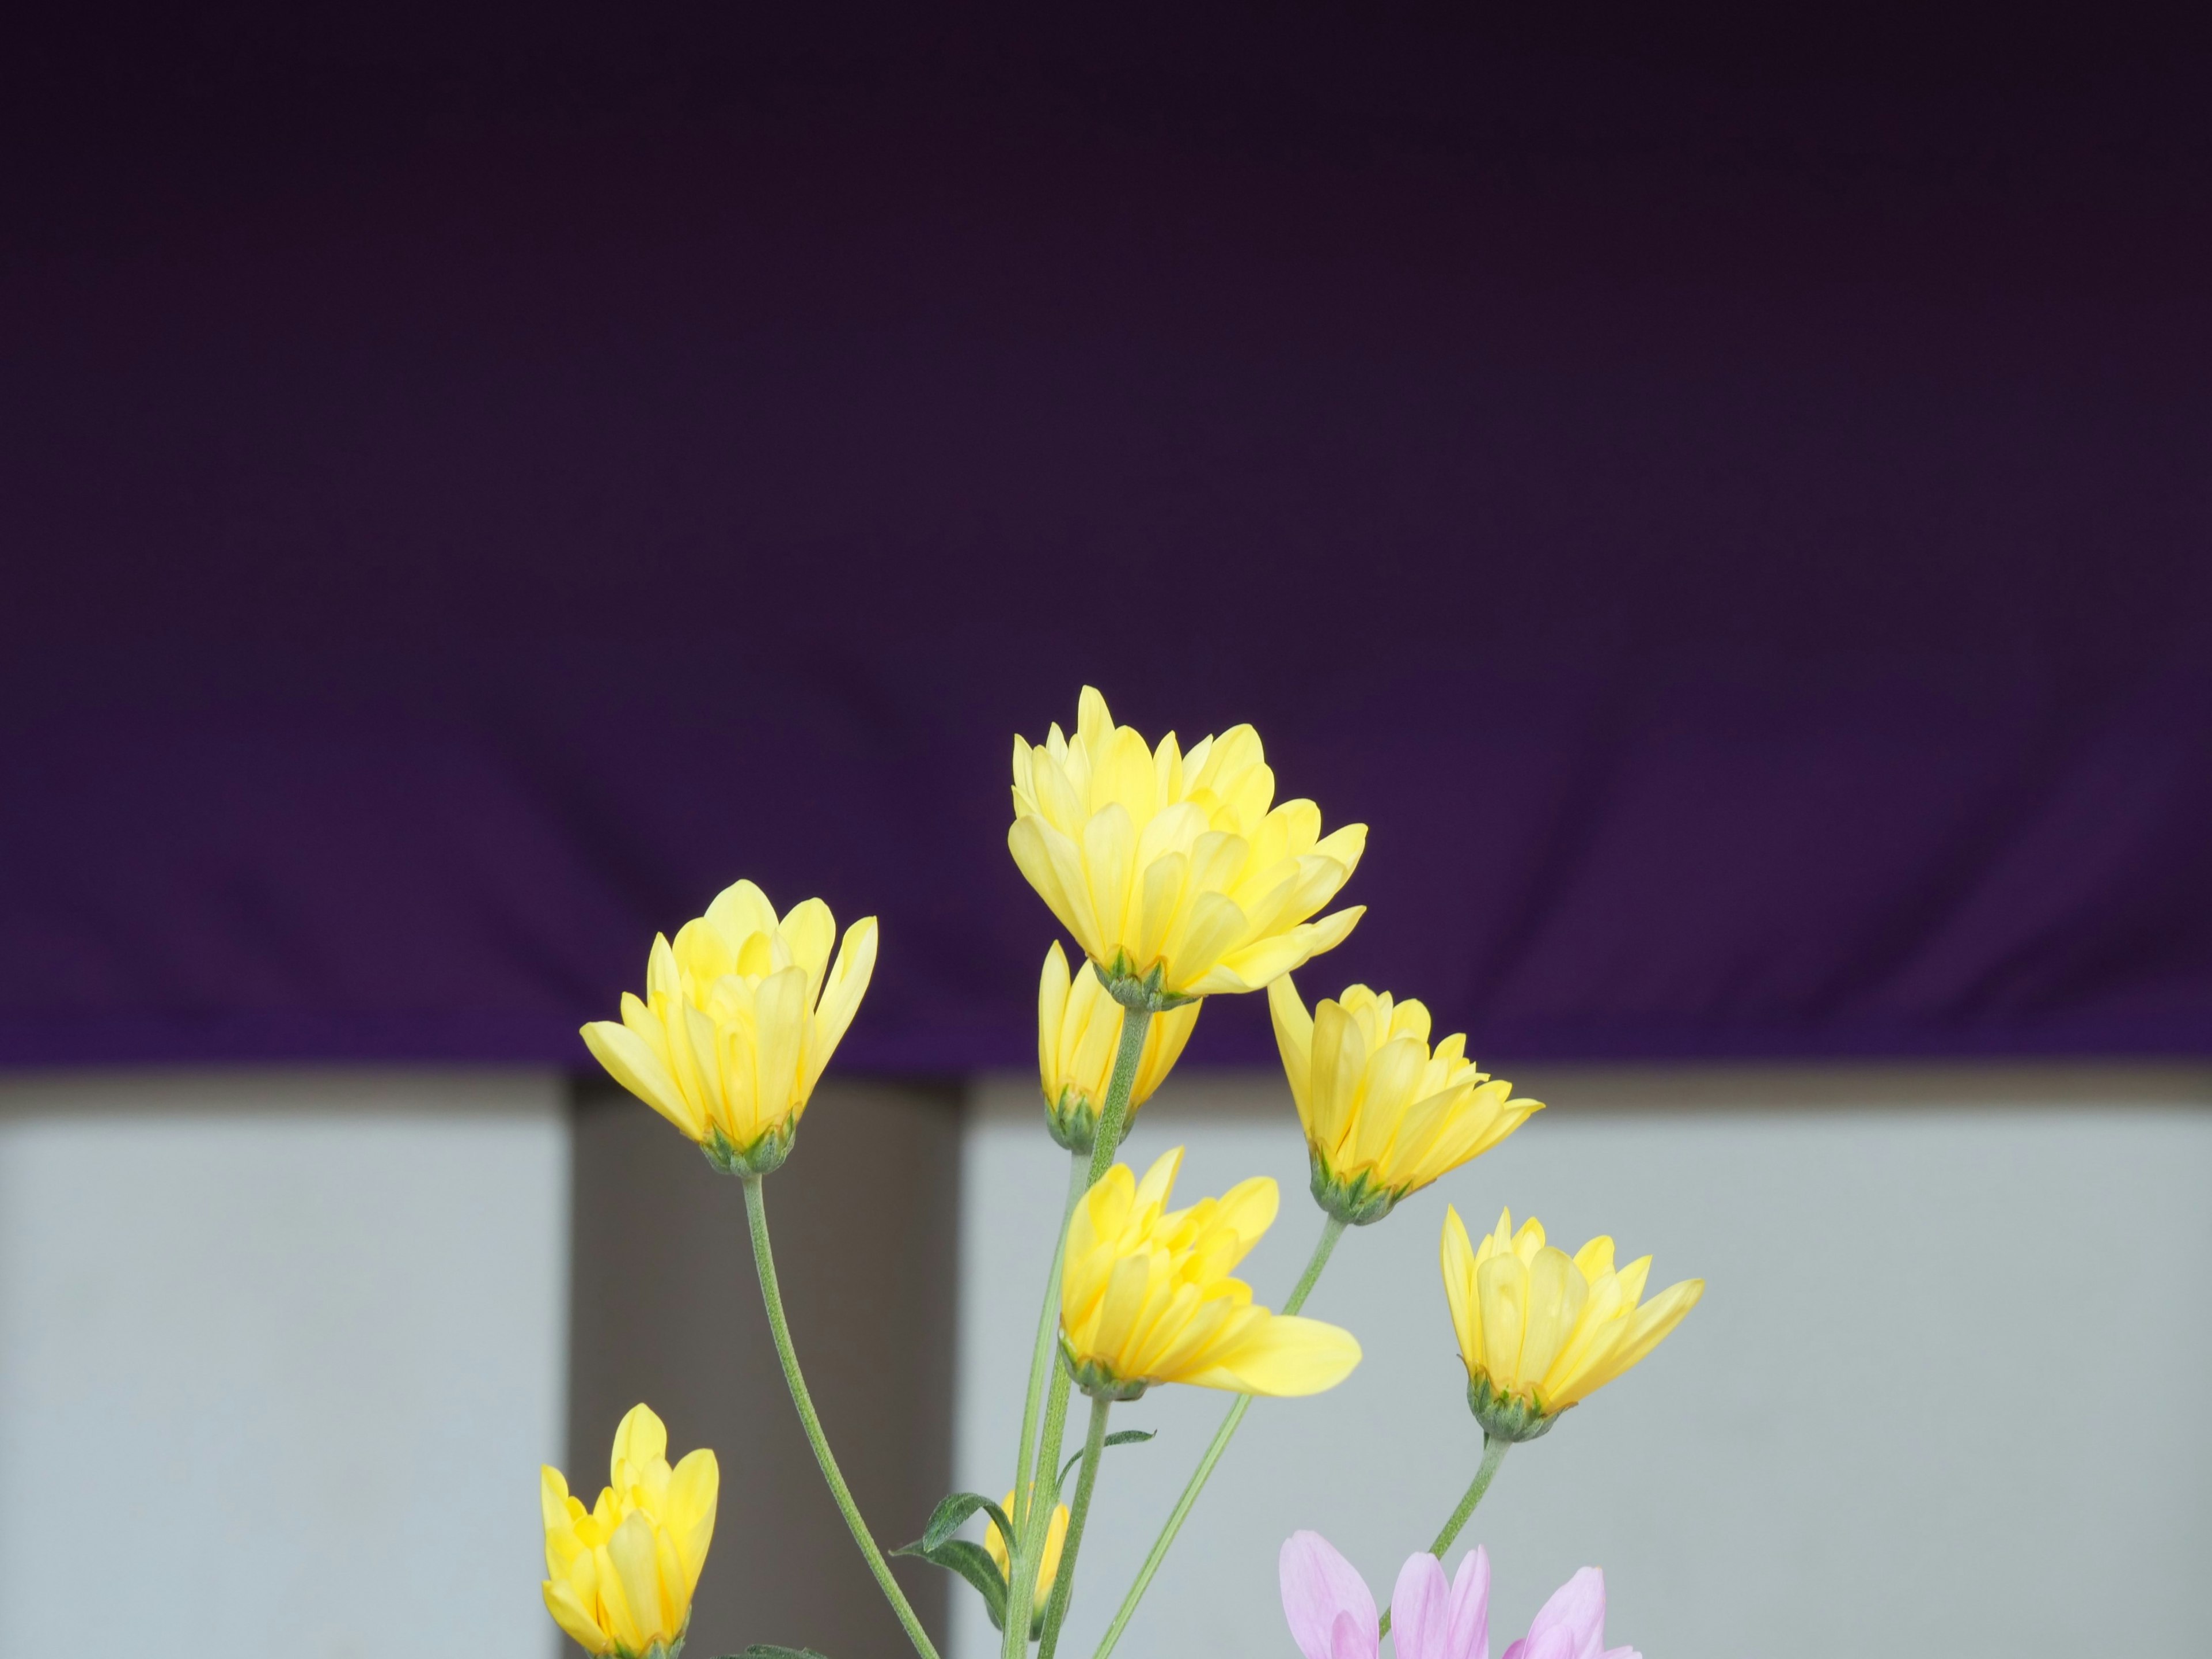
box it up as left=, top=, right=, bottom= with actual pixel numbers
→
left=742, top=1175, right=941, bottom=1659
left=1034, top=1395, right=1112, bottom=1659
left=1088, top=1212, right=1348, bottom=1659
left=1010, top=1156, right=1090, bottom=1540
left=1006, top=1005, right=1151, bottom=1659
left=1376, top=1435, right=1511, bottom=1641
left=1008, top=1355, right=1074, bottom=1659
left=1082, top=1006, right=1154, bottom=1187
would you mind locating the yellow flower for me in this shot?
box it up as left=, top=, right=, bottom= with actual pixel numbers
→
left=581, top=879, right=877, bottom=1175
left=1440, top=1206, right=1703, bottom=1441
left=541, top=1404, right=719, bottom=1658
left=1270, top=976, right=1542, bottom=1225
left=1037, top=941, right=1202, bottom=1153
left=1059, top=1146, right=1362, bottom=1399
left=1008, top=687, right=1366, bottom=1002
left=983, top=1487, right=1069, bottom=1620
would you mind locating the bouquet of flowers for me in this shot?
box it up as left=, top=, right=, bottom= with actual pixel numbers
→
left=540, top=688, right=1702, bottom=1659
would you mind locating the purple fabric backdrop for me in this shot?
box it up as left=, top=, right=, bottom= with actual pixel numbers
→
left=5, top=10, right=2210, bottom=1070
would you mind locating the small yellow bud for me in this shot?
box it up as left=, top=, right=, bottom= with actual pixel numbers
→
left=1271, top=975, right=1541, bottom=1225
left=982, top=1488, right=1069, bottom=1621
left=1440, top=1206, right=1703, bottom=1437
left=541, top=1404, right=719, bottom=1658
left=1058, top=1146, right=1361, bottom=1400
left=1036, top=942, right=1200, bottom=1154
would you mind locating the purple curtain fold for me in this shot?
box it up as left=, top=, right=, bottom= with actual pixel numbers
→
left=5, top=12, right=2209, bottom=1070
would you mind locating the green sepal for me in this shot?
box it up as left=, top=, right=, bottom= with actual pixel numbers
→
left=911, top=1490, right=1017, bottom=1554
left=1058, top=1340, right=1150, bottom=1402
left=1058, top=1428, right=1156, bottom=1490
left=891, top=1535, right=1008, bottom=1631
left=698, top=1120, right=798, bottom=1177
left=1306, top=1147, right=1410, bottom=1227
left=1465, top=1372, right=1563, bottom=1443
left=1094, top=955, right=1198, bottom=1013
left=1044, top=1085, right=1102, bottom=1155
left=616, top=1616, right=687, bottom=1658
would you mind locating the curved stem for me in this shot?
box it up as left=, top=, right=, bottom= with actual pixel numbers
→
left=1088, top=1212, right=1348, bottom=1659
left=1006, top=1006, right=1150, bottom=1659
left=1010, top=1156, right=1090, bottom=1540
left=1376, top=1435, right=1511, bottom=1641
left=743, top=1175, right=941, bottom=1659
left=1035, top=1395, right=1112, bottom=1659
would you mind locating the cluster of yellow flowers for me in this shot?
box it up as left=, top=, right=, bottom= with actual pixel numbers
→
left=550, top=687, right=1703, bottom=1659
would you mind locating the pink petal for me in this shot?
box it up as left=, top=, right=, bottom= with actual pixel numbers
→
left=1332, top=1609, right=1378, bottom=1659
left=1521, top=1567, right=1607, bottom=1659
left=1390, top=1552, right=1449, bottom=1659
left=1499, top=1641, right=1527, bottom=1659
left=1600, top=1649, right=1641, bottom=1659
left=1445, top=1545, right=1492, bottom=1659
left=1281, top=1532, right=1377, bottom=1659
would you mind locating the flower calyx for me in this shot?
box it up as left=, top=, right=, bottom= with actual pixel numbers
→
left=1045, top=1086, right=1104, bottom=1156
left=1306, top=1147, right=1411, bottom=1227
left=1058, top=1339, right=1152, bottom=1402
left=699, top=1120, right=798, bottom=1179
left=1094, top=955, right=1199, bottom=1014
left=1465, top=1372, right=1563, bottom=1444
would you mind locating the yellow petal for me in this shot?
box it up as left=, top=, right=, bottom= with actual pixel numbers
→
left=665, top=1448, right=718, bottom=1594
left=1440, top=1206, right=1482, bottom=1372
left=1134, top=1146, right=1184, bottom=1211
left=1267, top=974, right=1315, bottom=1122
left=544, top=1578, right=614, bottom=1655
left=610, top=1405, right=668, bottom=1490
left=582, top=1022, right=703, bottom=1141
left=1184, top=1312, right=1362, bottom=1395
left=606, top=1511, right=671, bottom=1647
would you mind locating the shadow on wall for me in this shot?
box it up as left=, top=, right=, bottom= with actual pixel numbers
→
left=570, top=1075, right=963, bottom=1659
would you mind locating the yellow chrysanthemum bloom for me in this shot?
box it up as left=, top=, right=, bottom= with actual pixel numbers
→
left=1270, top=976, right=1542, bottom=1225
left=581, top=879, right=877, bottom=1175
left=1440, top=1206, right=1704, bottom=1442
left=983, top=1487, right=1069, bottom=1623
left=542, top=1404, right=719, bottom=1658
left=1009, top=687, right=1367, bottom=1004
left=1059, top=1146, right=1362, bottom=1400
left=1037, top=941, right=1202, bottom=1154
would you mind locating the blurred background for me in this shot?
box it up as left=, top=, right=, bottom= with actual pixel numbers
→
left=4, top=5, right=2210, bottom=1656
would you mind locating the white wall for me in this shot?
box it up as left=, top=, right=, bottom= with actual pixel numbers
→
left=954, top=1065, right=2212, bottom=1659
left=0, top=1070, right=569, bottom=1659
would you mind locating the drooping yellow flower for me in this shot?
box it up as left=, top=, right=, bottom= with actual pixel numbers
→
left=983, top=1487, right=1069, bottom=1621
left=1271, top=976, right=1541, bottom=1225
left=1037, top=941, right=1202, bottom=1153
left=542, top=1404, right=719, bottom=1658
left=581, top=879, right=877, bottom=1175
left=1440, top=1206, right=1703, bottom=1441
left=1059, top=1146, right=1362, bottom=1399
left=1009, top=687, right=1366, bottom=1003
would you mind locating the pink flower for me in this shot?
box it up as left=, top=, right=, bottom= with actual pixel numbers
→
left=1280, top=1533, right=1496, bottom=1659
left=1281, top=1531, right=1377, bottom=1659
left=1500, top=1567, right=1639, bottom=1659
left=1390, top=1545, right=1491, bottom=1659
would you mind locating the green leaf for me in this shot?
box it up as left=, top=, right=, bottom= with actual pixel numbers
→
left=912, top=1489, right=1017, bottom=1552
left=1059, top=1428, right=1158, bottom=1491
left=890, top=1537, right=1008, bottom=1631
